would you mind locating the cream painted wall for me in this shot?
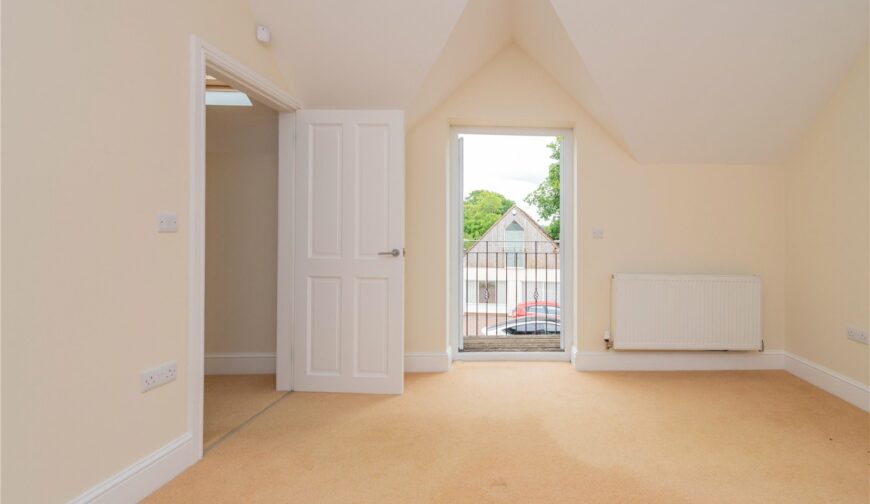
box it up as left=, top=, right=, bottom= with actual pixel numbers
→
left=406, top=45, right=786, bottom=354
left=1, top=1, right=289, bottom=502
left=785, top=49, right=870, bottom=386
left=205, top=101, right=278, bottom=355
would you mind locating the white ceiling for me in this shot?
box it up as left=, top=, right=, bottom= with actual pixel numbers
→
left=550, top=0, right=869, bottom=163
left=248, top=0, right=467, bottom=109
left=251, top=0, right=869, bottom=163
left=510, top=0, right=628, bottom=151
left=405, top=0, right=514, bottom=125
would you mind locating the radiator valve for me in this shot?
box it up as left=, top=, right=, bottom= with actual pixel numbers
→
left=604, top=330, right=613, bottom=350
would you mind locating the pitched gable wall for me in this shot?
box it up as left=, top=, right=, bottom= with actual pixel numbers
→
left=405, top=44, right=786, bottom=355
left=465, top=208, right=558, bottom=270
left=466, top=208, right=557, bottom=254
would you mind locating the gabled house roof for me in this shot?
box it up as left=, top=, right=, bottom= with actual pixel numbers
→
left=464, top=205, right=557, bottom=254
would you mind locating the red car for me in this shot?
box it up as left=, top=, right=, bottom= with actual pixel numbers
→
left=511, top=301, right=560, bottom=318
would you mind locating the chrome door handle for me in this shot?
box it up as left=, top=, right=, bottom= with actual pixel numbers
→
left=378, top=249, right=400, bottom=257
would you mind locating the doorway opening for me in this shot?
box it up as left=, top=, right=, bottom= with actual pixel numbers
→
left=451, top=128, right=574, bottom=360
left=202, top=74, right=287, bottom=450
left=189, top=39, right=300, bottom=460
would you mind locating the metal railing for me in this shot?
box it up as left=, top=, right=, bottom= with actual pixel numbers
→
left=461, top=240, right=561, bottom=351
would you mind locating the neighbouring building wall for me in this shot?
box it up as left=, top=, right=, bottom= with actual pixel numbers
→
left=406, top=45, right=786, bottom=354
left=205, top=101, right=278, bottom=355
left=785, top=49, right=870, bottom=386
left=1, top=1, right=289, bottom=502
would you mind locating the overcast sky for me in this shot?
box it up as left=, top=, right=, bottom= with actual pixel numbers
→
left=461, top=134, right=557, bottom=223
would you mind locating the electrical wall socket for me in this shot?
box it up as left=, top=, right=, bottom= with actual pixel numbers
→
left=141, top=362, right=177, bottom=392
left=157, top=213, right=178, bottom=233
left=847, top=327, right=868, bottom=345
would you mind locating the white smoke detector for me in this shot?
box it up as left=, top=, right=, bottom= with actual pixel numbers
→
left=256, top=25, right=271, bottom=44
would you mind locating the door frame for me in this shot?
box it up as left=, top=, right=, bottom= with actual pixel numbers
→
left=448, top=126, right=575, bottom=362
left=189, top=36, right=302, bottom=460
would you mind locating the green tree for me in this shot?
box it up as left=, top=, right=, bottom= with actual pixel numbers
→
left=464, top=190, right=514, bottom=243
left=524, top=137, right=562, bottom=240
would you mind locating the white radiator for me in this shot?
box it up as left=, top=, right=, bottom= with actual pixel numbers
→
left=611, top=274, right=762, bottom=351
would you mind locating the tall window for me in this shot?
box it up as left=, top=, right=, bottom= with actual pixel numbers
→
left=505, top=220, right=524, bottom=267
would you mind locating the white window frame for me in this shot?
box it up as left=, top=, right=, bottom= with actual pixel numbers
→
left=449, top=127, right=575, bottom=361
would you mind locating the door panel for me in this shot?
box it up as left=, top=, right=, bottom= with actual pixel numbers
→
left=307, top=276, right=341, bottom=376
left=355, top=278, right=389, bottom=377
left=355, top=125, right=390, bottom=258
left=308, top=125, right=343, bottom=259
left=294, top=110, right=404, bottom=394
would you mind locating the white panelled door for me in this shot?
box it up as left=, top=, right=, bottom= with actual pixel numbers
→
left=293, top=110, right=404, bottom=394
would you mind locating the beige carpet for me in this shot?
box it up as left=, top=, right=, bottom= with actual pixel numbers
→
left=203, top=374, right=287, bottom=449
left=150, top=363, right=869, bottom=503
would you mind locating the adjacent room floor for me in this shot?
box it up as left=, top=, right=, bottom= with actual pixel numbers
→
left=152, top=363, right=868, bottom=503
left=203, top=374, right=287, bottom=450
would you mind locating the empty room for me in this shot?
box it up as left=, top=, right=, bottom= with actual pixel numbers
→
left=2, top=1, right=868, bottom=503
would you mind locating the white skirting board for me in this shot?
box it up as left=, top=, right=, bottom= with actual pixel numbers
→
left=67, top=433, right=195, bottom=503
left=405, top=347, right=452, bottom=372
left=783, top=352, right=869, bottom=412
left=67, top=348, right=869, bottom=504
left=204, top=352, right=276, bottom=375
left=573, top=349, right=785, bottom=371
left=205, top=348, right=452, bottom=375
left=573, top=349, right=869, bottom=412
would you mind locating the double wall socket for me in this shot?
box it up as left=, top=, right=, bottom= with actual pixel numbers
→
left=141, top=362, right=177, bottom=392
left=846, top=326, right=868, bottom=345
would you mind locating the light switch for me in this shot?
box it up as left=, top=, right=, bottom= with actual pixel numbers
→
left=592, top=228, right=605, bottom=239
left=157, top=213, right=178, bottom=233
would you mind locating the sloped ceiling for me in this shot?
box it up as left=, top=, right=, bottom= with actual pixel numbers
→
left=510, top=0, right=628, bottom=152
left=406, top=0, right=622, bottom=148
left=251, top=0, right=868, bottom=163
left=405, top=0, right=514, bottom=126
left=549, top=0, right=869, bottom=162
left=247, top=0, right=468, bottom=109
